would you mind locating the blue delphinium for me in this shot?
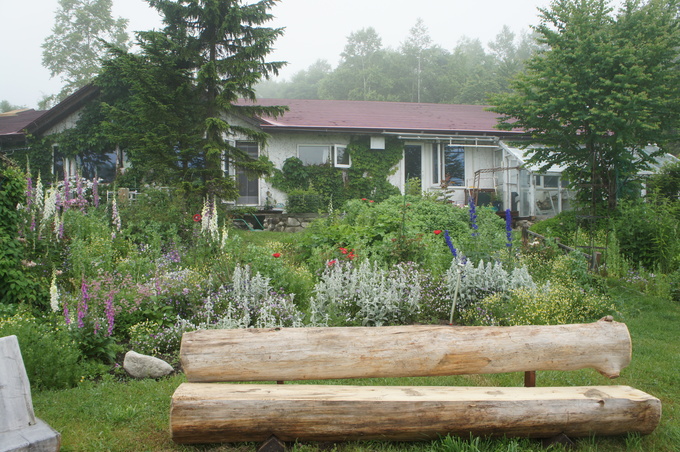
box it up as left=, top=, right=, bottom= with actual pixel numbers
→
left=505, top=209, right=513, bottom=247
left=468, top=197, right=478, bottom=237
left=443, top=230, right=457, bottom=257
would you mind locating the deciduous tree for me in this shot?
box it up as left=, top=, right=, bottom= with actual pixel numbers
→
left=41, top=0, right=129, bottom=107
left=490, top=0, right=680, bottom=210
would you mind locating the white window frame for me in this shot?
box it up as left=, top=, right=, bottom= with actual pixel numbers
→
left=298, top=144, right=351, bottom=168
left=438, top=144, right=466, bottom=187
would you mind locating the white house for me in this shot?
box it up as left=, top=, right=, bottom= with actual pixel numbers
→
left=3, top=89, right=675, bottom=218
left=230, top=98, right=565, bottom=218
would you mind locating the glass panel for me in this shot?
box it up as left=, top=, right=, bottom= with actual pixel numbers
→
left=519, top=169, right=531, bottom=217
left=404, top=145, right=422, bottom=181
left=299, top=145, right=331, bottom=166
left=444, top=145, right=465, bottom=186
left=432, top=146, right=440, bottom=185
left=77, top=151, right=117, bottom=183
left=334, top=145, right=350, bottom=167
left=237, top=141, right=259, bottom=205
left=53, top=146, right=64, bottom=180
left=544, top=175, right=559, bottom=188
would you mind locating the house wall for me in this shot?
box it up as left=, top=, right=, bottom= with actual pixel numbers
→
left=253, top=131, right=355, bottom=208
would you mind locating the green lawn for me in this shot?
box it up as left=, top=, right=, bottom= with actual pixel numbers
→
left=32, top=287, right=679, bottom=452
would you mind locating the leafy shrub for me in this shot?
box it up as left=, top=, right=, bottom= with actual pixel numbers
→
left=0, top=312, right=92, bottom=390
left=286, top=189, right=322, bottom=213
left=528, top=210, right=581, bottom=245
left=469, top=282, right=616, bottom=326
left=300, top=195, right=507, bottom=270
left=613, top=199, right=679, bottom=273
left=0, top=162, right=40, bottom=305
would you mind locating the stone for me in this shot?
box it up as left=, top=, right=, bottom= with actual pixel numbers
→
left=123, top=351, right=174, bottom=378
left=1, top=335, right=61, bottom=452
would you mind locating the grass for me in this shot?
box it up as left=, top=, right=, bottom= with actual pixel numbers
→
left=31, top=287, right=679, bottom=452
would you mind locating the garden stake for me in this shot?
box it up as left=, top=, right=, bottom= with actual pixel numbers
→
left=449, top=263, right=463, bottom=325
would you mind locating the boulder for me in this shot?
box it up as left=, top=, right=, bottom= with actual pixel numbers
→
left=123, top=351, right=173, bottom=378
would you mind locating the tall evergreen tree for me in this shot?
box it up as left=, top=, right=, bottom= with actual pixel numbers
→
left=490, top=0, right=680, bottom=210
left=41, top=0, right=129, bottom=107
left=145, top=0, right=287, bottom=191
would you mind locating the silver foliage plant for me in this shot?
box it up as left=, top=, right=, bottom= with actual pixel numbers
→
left=310, top=261, right=422, bottom=326
left=170, top=264, right=305, bottom=338
left=445, top=258, right=536, bottom=310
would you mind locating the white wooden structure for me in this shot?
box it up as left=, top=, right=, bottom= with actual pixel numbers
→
left=0, top=336, right=61, bottom=452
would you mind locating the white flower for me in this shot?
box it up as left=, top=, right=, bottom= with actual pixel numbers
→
left=50, top=270, right=60, bottom=312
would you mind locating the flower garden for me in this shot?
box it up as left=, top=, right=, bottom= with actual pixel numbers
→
left=1, top=164, right=679, bottom=451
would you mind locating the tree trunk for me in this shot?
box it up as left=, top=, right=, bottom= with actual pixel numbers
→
left=179, top=321, right=632, bottom=383
left=171, top=383, right=661, bottom=443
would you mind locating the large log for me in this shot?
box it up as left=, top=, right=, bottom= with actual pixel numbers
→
left=170, top=383, right=661, bottom=443
left=180, top=321, right=631, bottom=382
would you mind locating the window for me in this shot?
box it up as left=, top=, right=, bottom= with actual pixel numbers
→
left=432, top=146, right=440, bottom=185
left=443, top=145, right=465, bottom=186
left=236, top=141, right=259, bottom=205
left=543, top=175, right=559, bottom=188
left=298, top=145, right=350, bottom=168
left=534, top=175, right=560, bottom=188
left=334, top=145, right=350, bottom=168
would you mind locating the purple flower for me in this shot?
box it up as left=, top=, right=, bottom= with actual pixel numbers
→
left=505, top=209, right=513, bottom=248
left=443, top=230, right=457, bottom=257
left=468, top=197, right=478, bottom=236
left=26, top=175, right=33, bottom=208
left=105, top=292, right=115, bottom=337
left=78, top=278, right=90, bottom=328
left=63, top=174, right=71, bottom=210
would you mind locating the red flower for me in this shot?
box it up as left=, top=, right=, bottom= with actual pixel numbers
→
left=433, top=230, right=442, bottom=235
left=361, top=198, right=368, bottom=201
left=348, top=250, right=356, bottom=260
left=193, top=214, right=202, bottom=222
left=328, top=259, right=337, bottom=266
left=339, top=247, right=348, bottom=255
left=272, top=253, right=281, bottom=258
left=369, top=200, right=374, bottom=203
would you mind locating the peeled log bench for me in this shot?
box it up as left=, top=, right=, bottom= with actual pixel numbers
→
left=170, top=320, right=661, bottom=444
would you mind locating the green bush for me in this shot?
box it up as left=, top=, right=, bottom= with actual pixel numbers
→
left=0, top=312, right=92, bottom=390
left=613, top=198, right=679, bottom=273
left=300, top=195, right=507, bottom=270
left=469, top=282, right=616, bottom=326
left=286, top=189, right=322, bottom=213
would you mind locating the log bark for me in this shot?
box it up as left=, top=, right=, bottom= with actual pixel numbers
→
left=180, top=321, right=631, bottom=382
left=170, top=383, right=661, bottom=443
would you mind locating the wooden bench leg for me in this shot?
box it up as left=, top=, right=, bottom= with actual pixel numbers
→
left=541, top=433, right=575, bottom=449
left=257, top=434, right=285, bottom=452
left=524, top=371, right=536, bottom=387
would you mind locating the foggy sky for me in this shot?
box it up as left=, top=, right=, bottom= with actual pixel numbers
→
left=0, top=0, right=551, bottom=109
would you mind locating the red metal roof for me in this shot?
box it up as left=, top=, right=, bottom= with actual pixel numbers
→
left=0, top=109, right=47, bottom=137
left=237, top=99, right=521, bottom=136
